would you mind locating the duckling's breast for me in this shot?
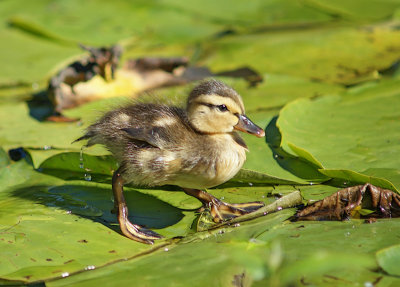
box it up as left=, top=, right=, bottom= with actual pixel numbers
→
left=165, top=133, right=247, bottom=189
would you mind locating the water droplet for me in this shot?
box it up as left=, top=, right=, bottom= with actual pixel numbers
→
left=274, top=154, right=278, bottom=159
left=61, top=272, right=70, bottom=278
left=164, top=248, right=169, bottom=252
left=277, top=206, right=283, bottom=211
left=32, top=82, right=39, bottom=90
left=85, top=265, right=95, bottom=270
left=309, top=182, right=314, bottom=186
left=79, top=147, right=85, bottom=169
left=84, top=174, right=92, bottom=181
left=248, top=182, right=253, bottom=186
left=234, top=223, right=240, bottom=227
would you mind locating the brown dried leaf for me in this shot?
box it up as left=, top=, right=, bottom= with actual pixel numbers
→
left=296, top=184, right=400, bottom=221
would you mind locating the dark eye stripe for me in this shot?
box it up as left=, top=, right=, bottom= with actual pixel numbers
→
left=199, top=102, right=229, bottom=112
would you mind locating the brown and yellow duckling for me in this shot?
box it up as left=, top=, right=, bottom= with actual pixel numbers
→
left=75, top=79, right=265, bottom=244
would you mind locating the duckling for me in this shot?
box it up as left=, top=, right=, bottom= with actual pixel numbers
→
left=75, top=79, right=265, bottom=244
left=47, top=44, right=122, bottom=121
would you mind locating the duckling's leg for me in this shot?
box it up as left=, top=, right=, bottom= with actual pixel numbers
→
left=183, top=188, right=264, bottom=223
left=112, top=169, right=163, bottom=244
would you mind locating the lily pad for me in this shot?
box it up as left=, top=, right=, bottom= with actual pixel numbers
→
left=200, top=24, right=400, bottom=85
left=0, top=159, right=197, bottom=283
left=277, top=79, right=400, bottom=190
left=376, top=244, right=400, bottom=277
left=303, top=0, right=400, bottom=21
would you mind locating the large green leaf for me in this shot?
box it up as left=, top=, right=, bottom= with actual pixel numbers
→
left=200, top=24, right=400, bottom=85
left=47, top=203, right=400, bottom=286
left=376, top=244, right=400, bottom=277
left=0, top=160, right=195, bottom=283
left=303, top=0, right=400, bottom=21
left=277, top=79, right=400, bottom=190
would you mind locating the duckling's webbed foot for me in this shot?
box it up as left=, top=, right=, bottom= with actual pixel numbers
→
left=112, top=169, right=163, bottom=244
left=183, top=188, right=265, bottom=223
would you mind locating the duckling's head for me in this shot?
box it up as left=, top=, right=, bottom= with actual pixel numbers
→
left=187, top=79, right=265, bottom=137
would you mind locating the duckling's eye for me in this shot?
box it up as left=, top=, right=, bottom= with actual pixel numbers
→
left=217, top=105, right=228, bottom=112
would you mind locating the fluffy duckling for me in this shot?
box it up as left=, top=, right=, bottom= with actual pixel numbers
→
left=75, top=79, right=265, bottom=244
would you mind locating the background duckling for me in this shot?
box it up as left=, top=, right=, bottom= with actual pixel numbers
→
left=75, top=79, right=265, bottom=244
left=47, top=44, right=122, bottom=121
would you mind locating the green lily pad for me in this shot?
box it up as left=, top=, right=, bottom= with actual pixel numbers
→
left=46, top=201, right=400, bottom=286
left=201, top=24, right=400, bottom=85
left=376, top=244, right=400, bottom=277
left=303, top=0, right=400, bottom=21
left=159, top=0, right=334, bottom=28
left=0, top=159, right=198, bottom=283
left=277, top=79, right=400, bottom=190
left=43, top=211, right=294, bottom=287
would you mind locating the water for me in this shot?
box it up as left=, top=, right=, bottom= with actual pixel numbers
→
left=79, top=147, right=84, bottom=169
left=80, top=147, right=92, bottom=181
left=84, top=173, right=92, bottom=181
left=85, top=265, right=95, bottom=270
left=32, top=82, right=39, bottom=90
left=61, top=272, right=70, bottom=278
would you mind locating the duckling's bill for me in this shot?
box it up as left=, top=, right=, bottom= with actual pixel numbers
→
left=234, top=114, right=265, bottom=138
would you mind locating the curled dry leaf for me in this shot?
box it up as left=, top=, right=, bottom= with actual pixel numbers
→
left=296, top=184, right=400, bottom=221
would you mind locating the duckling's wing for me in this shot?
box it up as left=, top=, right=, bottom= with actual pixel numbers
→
left=122, top=127, right=164, bottom=149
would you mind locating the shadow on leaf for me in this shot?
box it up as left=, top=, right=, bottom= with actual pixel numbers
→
left=26, top=90, right=54, bottom=122
left=265, top=116, right=329, bottom=182
left=11, top=183, right=185, bottom=232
